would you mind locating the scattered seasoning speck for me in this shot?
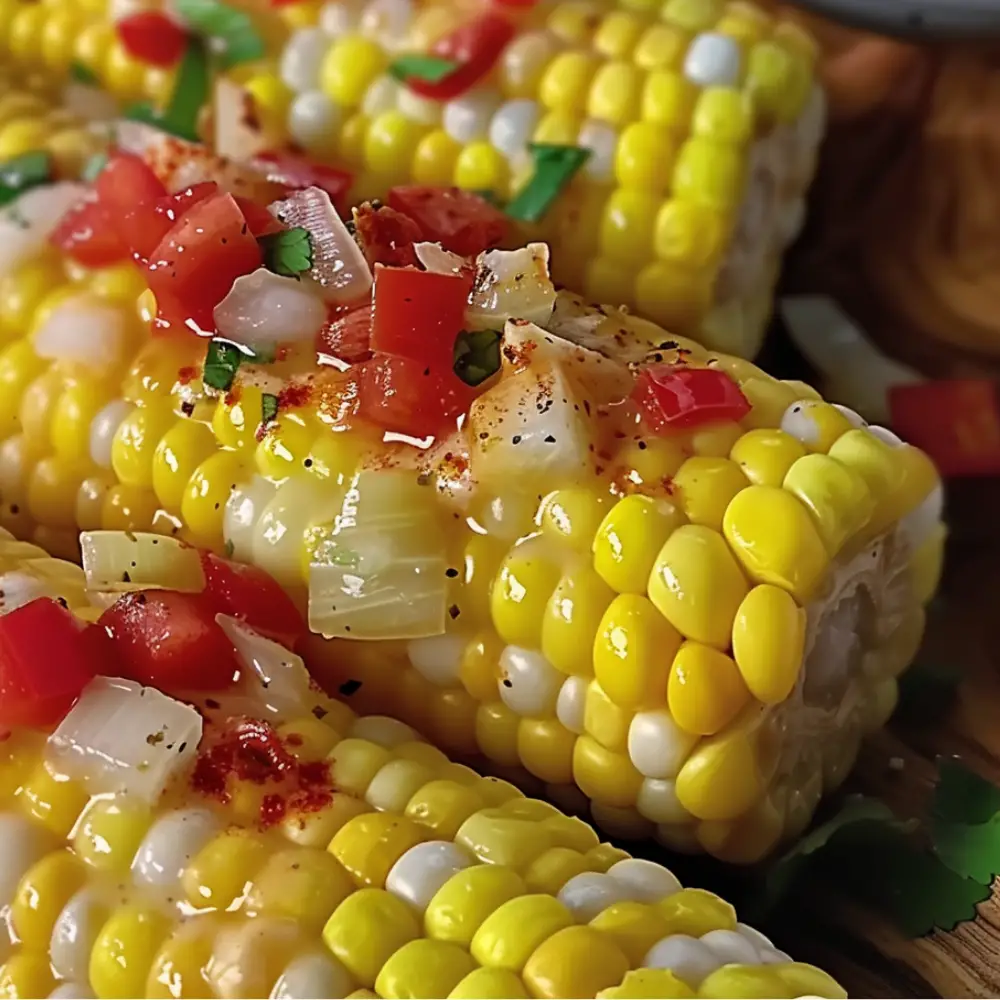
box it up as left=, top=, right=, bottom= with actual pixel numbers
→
left=339, top=679, right=363, bottom=696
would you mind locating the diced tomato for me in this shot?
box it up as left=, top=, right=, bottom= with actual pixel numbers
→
left=406, top=13, right=516, bottom=101
left=632, top=365, right=752, bottom=433
left=357, top=353, right=477, bottom=437
left=254, top=152, right=354, bottom=216
left=199, top=551, right=306, bottom=648
left=353, top=203, right=421, bottom=268
left=146, top=192, right=262, bottom=334
left=50, top=197, right=130, bottom=268
left=318, top=302, right=373, bottom=365
left=233, top=195, right=283, bottom=237
left=371, top=265, right=470, bottom=370
left=96, top=152, right=170, bottom=260
left=99, top=591, right=241, bottom=695
left=387, top=186, right=508, bottom=257
left=0, top=599, right=111, bottom=728
left=155, top=181, right=218, bottom=226
left=116, top=11, right=188, bottom=68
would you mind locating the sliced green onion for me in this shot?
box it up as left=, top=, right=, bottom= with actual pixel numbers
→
left=504, top=143, right=590, bottom=223
left=388, top=54, right=459, bottom=84
left=0, top=151, right=53, bottom=207
left=81, top=153, right=108, bottom=183
left=125, top=37, right=210, bottom=143
left=261, top=392, right=279, bottom=425
left=172, top=0, right=266, bottom=68
left=453, top=329, right=502, bottom=387
left=70, top=62, right=100, bottom=85
left=258, top=227, right=313, bottom=278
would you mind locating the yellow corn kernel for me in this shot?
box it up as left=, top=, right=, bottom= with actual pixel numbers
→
left=668, top=641, right=750, bottom=735
left=636, top=260, right=714, bottom=331
left=599, top=188, right=659, bottom=266
left=698, top=964, right=791, bottom=998
left=276, top=716, right=340, bottom=760
left=101, top=482, right=160, bottom=532
left=525, top=924, right=631, bottom=997
left=18, top=760, right=88, bottom=837
left=412, top=129, right=461, bottom=187
left=149, top=419, right=217, bottom=512
left=672, top=456, right=748, bottom=530
left=182, top=830, right=269, bottom=911
left=731, top=584, right=805, bottom=704
left=547, top=0, right=603, bottom=42
left=540, top=566, right=614, bottom=677
left=450, top=967, right=530, bottom=999
left=594, top=11, right=645, bottom=58
left=376, top=938, right=477, bottom=999
left=73, top=796, right=151, bottom=871
left=364, top=110, right=429, bottom=179
left=673, top=137, right=746, bottom=213
left=773, top=962, right=848, bottom=999
left=655, top=886, right=737, bottom=935
left=454, top=141, right=510, bottom=194
left=540, top=51, right=600, bottom=114
left=517, top=719, right=576, bottom=785
left=593, top=494, right=685, bottom=594
left=329, top=811, right=426, bottom=888
left=26, top=457, right=85, bottom=529
left=594, top=593, right=682, bottom=708
left=491, top=541, right=562, bottom=648
left=584, top=680, right=631, bottom=752
left=327, top=737, right=393, bottom=797
left=320, top=35, right=386, bottom=106
left=538, top=488, right=610, bottom=550
left=533, top=109, right=581, bottom=146
left=180, top=450, right=250, bottom=546
left=323, top=888, right=420, bottom=987
left=648, top=523, right=748, bottom=649
left=614, top=121, right=675, bottom=194
left=254, top=411, right=321, bottom=479
left=456, top=807, right=553, bottom=871
left=523, top=846, right=590, bottom=895
left=633, top=23, right=688, bottom=70
left=110, top=403, right=176, bottom=489
left=211, top=386, right=265, bottom=452
left=11, top=849, right=86, bottom=949
left=590, top=900, right=671, bottom=966
left=618, top=436, right=688, bottom=489
left=652, top=199, right=726, bottom=268
left=745, top=40, right=811, bottom=123
left=585, top=257, right=638, bottom=308
left=642, top=69, right=696, bottom=127
left=599, top=968, right=696, bottom=998
left=90, top=904, right=173, bottom=1000
left=245, top=847, right=354, bottom=928
left=281, top=792, right=372, bottom=848
left=471, top=894, right=574, bottom=971
left=573, top=735, right=643, bottom=808
left=782, top=400, right=853, bottom=454
left=698, top=789, right=784, bottom=863
left=145, top=916, right=218, bottom=999
left=0, top=255, right=65, bottom=339
left=425, top=863, right=526, bottom=946
left=723, top=485, right=828, bottom=602
left=405, top=779, right=483, bottom=839
left=692, top=86, right=753, bottom=145
left=588, top=60, right=643, bottom=126
left=825, top=429, right=904, bottom=538
left=0, top=952, right=56, bottom=999
left=674, top=719, right=764, bottom=821
left=338, top=112, right=370, bottom=167
left=729, top=428, right=805, bottom=487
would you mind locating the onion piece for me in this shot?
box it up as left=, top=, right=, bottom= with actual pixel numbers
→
left=502, top=319, right=633, bottom=404
left=0, top=182, right=88, bottom=280
left=468, top=360, right=596, bottom=488
left=215, top=615, right=316, bottom=721
left=414, top=241, right=466, bottom=276
left=308, top=470, right=447, bottom=640
left=465, top=243, right=556, bottom=331
left=33, top=292, right=127, bottom=374
left=80, top=532, right=205, bottom=594
left=47, top=676, right=203, bottom=804
left=268, top=186, right=373, bottom=304
left=214, top=77, right=274, bottom=164
left=214, top=268, right=328, bottom=351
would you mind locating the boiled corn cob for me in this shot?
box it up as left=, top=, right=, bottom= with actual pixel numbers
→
left=0, top=144, right=945, bottom=863
left=0, top=530, right=844, bottom=1000
left=232, top=0, right=825, bottom=356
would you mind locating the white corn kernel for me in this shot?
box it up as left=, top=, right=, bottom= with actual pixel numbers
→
left=498, top=646, right=562, bottom=716
left=386, top=841, right=475, bottom=911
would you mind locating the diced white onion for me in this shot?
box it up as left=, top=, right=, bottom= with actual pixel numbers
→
left=215, top=615, right=315, bottom=721
left=407, top=634, right=467, bottom=686
left=468, top=361, right=595, bottom=488
left=0, top=183, right=88, bottom=279
left=498, top=645, right=562, bottom=716
left=0, top=813, right=48, bottom=911
left=50, top=886, right=106, bottom=982
left=642, top=934, right=723, bottom=986
left=280, top=28, right=329, bottom=93
left=214, top=78, right=272, bottom=164
left=214, top=268, right=328, bottom=350
left=268, top=187, right=373, bottom=304
left=270, top=951, right=355, bottom=1000
left=606, top=858, right=682, bottom=902
left=80, top=531, right=205, bottom=594
left=413, top=241, right=466, bottom=276
left=132, top=808, right=220, bottom=892
left=47, top=677, right=203, bottom=804
left=224, top=475, right=278, bottom=565
left=349, top=715, right=418, bottom=747
left=557, top=872, right=634, bottom=921
left=308, top=470, right=447, bottom=640
left=90, top=400, right=133, bottom=470
left=465, top=243, right=556, bottom=331
left=385, top=841, right=475, bottom=911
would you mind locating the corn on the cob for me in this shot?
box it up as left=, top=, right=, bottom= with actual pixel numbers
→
left=227, top=0, right=824, bottom=356
left=0, top=529, right=844, bottom=1000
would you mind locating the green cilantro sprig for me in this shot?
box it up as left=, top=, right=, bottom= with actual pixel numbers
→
left=453, top=330, right=502, bottom=387
left=0, top=151, right=52, bottom=206
left=202, top=339, right=275, bottom=392
left=261, top=392, right=279, bottom=425
left=258, top=228, right=314, bottom=278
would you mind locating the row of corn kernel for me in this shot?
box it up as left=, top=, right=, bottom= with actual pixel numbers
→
left=0, top=701, right=845, bottom=999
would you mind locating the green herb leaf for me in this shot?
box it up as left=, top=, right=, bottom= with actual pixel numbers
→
left=171, top=0, right=265, bottom=68
left=125, top=37, right=210, bottom=143
left=70, top=62, right=100, bottom=86
left=0, top=151, right=53, bottom=206
left=223, top=538, right=235, bottom=558
left=261, top=392, right=279, bottom=425
left=259, top=227, right=313, bottom=277
left=203, top=340, right=245, bottom=392
left=453, top=329, right=502, bottom=387
left=81, top=153, right=108, bottom=183
left=928, top=759, right=1000, bottom=884
left=932, top=815, right=1000, bottom=885
left=895, top=660, right=960, bottom=726
left=933, top=757, right=1000, bottom=826
left=504, top=144, right=590, bottom=223
left=388, top=54, right=459, bottom=84
left=471, top=188, right=503, bottom=208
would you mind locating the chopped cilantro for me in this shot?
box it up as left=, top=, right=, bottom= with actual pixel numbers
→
left=0, top=151, right=53, bottom=207
left=259, top=227, right=314, bottom=278
left=171, top=0, right=265, bottom=68
left=388, top=54, right=459, bottom=84
left=261, top=392, right=279, bottom=425
left=203, top=340, right=245, bottom=392
left=453, top=329, right=502, bottom=387
left=504, top=144, right=590, bottom=223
